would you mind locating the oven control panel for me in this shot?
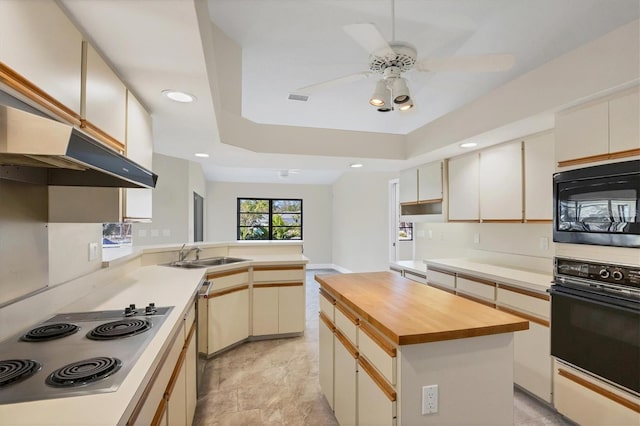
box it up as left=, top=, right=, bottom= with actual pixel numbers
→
left=555, top=257, right=640, bottom=288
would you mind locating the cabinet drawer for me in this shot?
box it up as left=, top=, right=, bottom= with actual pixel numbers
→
left=319, top=288, right=335, bottom=322
left=403, top=269, right=426, bottom=284
left=427, top=268, right=455, bottom=289
left=358, top=356, right=396, bottom=426
left=253, top=265, right=305, bottom=282
left=358, top=321, right=397, bottom=385
left=206, top=269, right=249, bottom=293
left=497, top=285, right=549, bottom=320
left=335, top=302, right=358, bottom=346
left=456, top=275, right=495, bottom=301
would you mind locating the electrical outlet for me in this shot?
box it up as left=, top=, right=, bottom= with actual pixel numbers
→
left=88, top=242, right=98, bottom=261
left=422, top=384, right=438, bottom=415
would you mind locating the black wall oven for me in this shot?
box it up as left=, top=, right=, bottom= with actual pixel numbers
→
left=550, top=257, right=640, bottom=394
left=553, top=159, right=640, bottom=248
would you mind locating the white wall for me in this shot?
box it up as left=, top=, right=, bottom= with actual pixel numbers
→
left=133, top=153, right=198, bottom=245
left=332, top=171, right=397, bottom=272
left=206, top=181, right=332, bottom=265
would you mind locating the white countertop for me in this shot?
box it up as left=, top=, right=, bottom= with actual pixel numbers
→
left=423, top=258, right=553, bottom=293
left=0, top=252, right=308, bottom=425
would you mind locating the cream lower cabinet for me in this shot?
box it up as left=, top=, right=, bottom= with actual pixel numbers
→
left=319, top=312, right=335, bottom=410
left=252, top=283, right=305, bottom=336
left=357, top=357, right=396, bottom=426
left=553, top=360, right=640, bottom=426
left=208, top=287, right=249, bottom=353
left=334, top=329, right=358, bottom=426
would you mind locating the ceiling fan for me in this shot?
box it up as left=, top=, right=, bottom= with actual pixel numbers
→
left=288, top=0, right=515, bottom=112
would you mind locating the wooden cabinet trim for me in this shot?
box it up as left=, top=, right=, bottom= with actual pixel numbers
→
left=80, top=119, right=125, bottom=152
left=206, top=268, right=250, bottom=280
left=496, top=305, right=549, bottom=327
left=335, top=327, right=358, bottom=359
left=417, top=198, right=443, bottom=205
left=319, top=311, right=335, bottom=331
left=456, top=291, right=496, bottom=308
left=0, top=62, right=81, bottom=126
left=319, top=288, right=336, bottom=304
left=558, top=368, right=640, bottom=413
left=557, top=148, right=640, bottom=168
left=498, top=283, right=550, bottom=301
left=126, top=317, right=184, bottom=425
left=448, top=219, right=481, bottom=223
left=358, top=356, right=397, bottom=402
left=335, top=301, right=359, bottom=326
left=400, top=201, right=419, bottom=206
left=524, top=219, right=553, bottom=224
left=208, top=285, right=249, bottom=298
left=359, top=321, right=397, bottom=357
left=427, top=267, right=455, bottom=276
left=254, top=282, right=303, bottom=289
left=253, top=265, right=304, bottom=272
left=481, top=219, right=524, bottom=223
left=458, top=274, right=496, bottom=287
left=150, top=396, right=167, bottom=426
left=404, top=270, right=426, bottom=280
left=427, top=283, right=456, bottom=294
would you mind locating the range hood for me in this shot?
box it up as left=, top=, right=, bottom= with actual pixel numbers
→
left=0, top=104, right=157, bottom=189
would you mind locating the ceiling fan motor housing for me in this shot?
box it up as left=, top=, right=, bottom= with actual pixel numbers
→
left=369, top=42, right=417, bottom=74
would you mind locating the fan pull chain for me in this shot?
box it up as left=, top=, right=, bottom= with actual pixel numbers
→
left=391, top=0, right=396, bottom=41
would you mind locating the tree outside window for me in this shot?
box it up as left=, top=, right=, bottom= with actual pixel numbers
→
left=238, top=198, right=302, bottom=240
left=399, top=222, right=413, bottom=241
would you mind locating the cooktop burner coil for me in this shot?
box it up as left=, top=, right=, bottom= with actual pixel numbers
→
left=0, top=359, right=41, bottom=387
left=46, top=357, right=122, bottom=387
left=21, top=323, right=80, bottom=342
left=87, top=318, right=152, bottom=340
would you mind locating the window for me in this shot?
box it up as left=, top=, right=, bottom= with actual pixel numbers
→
left=237, top=198, right=302, bottom=240
left=102, top=223, right=132, bottom=247
left=399, top=221, right=413, bottom=241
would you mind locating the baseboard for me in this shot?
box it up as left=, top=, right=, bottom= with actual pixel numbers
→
left=307, top=263, right=351, bottom=273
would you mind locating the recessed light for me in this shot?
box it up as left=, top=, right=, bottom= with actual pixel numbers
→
left=350, top=163, right=364, bottom=168
left=162, top=89, right=196, bottom=103
left=194, top=153, right=209, bottom=158
left=459, top=142, right=477, bottom=148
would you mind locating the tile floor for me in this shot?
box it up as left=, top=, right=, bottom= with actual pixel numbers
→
left=194, top=269, right=571, bottom=426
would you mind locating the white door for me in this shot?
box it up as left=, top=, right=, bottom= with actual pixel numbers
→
left=388, top=179, right=399, bottom=262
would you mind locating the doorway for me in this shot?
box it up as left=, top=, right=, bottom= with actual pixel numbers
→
left=193, top=192, right=203, bottom=242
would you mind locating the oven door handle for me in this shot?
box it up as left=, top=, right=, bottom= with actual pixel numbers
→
left=550, top=286, right=640, bottom=313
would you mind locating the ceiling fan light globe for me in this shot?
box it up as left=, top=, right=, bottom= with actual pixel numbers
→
left=391, top=78, right=411, bottom=104
left=369, top=98, right=385, bottom=107
left=399, top=101, right=414, bottom=111
left=377, top=106, right=392, bottom=112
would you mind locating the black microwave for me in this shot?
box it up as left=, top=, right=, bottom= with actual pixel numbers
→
left=553, top=159, right=640, bottom=248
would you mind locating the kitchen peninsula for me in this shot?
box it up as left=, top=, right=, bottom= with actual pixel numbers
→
left=316, top=271, right=529, bottom=425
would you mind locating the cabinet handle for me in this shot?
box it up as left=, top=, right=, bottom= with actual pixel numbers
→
left=199, top=281, right=213, bottom=298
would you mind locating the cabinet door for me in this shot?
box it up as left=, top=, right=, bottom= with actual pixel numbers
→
left=417, top=161, right=443, bottom=202
left=524, top=133, right=554, bottom=221
left=167, top=359, right=187, bottom=426
left=479, top=141, right=523, bottom=221
left=0, top=1, right=82, bottom=116
left=514, top=322, right=551, bottom=403
left=319, top=314, right=334, bottom=409
left=334, top=331, right=357, bottom=426
left=609, top=90, right=640, bottom=154
left=399, top=168, right=418, bottom=204
left=85, top=43, right=127, bottom=143
left=555, top=102, right=608, bottom=163
left=124, top=91, right=153, bottom=220
left=278, top=284, right=305, bottom=334
left=185, top=326, right=197, bottom=426
left=252, top=286, right=279, bottom=336
left=209, top=287, right=249, bottom=353
left=358, top=358, right=396, bottom=426
left=448, top=153, right=479, bottom=221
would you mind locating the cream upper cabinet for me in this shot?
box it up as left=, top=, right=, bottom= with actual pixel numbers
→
left=417, top=161, right=443, bottom=202
left=555, top=102, right=608, bottom=164
left=124, top=91, right=153, bottom=221
left=399, top=168, right=418, bottom=204
left=448, top=152, right=480, bottom=221
left=524, top=132, right=555, bottom=221
left=0, top=1, right=82, bottom=116
left=479, top=141, right=523, bottom=221
left=609, top=89, right=640, bottom=154
left=85, top=43, right=127, bottom=143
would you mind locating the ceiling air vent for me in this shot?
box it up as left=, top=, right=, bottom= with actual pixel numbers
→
left=288, top=93, right=309, bottom=102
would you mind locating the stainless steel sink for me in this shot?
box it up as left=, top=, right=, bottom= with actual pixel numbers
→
left=164, top=257, right=249, bottom=269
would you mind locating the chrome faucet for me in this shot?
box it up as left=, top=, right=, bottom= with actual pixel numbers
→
left=178, top=244, right=201, bottom=262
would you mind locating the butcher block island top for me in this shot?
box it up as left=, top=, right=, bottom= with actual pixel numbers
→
left=315, top=271, right=529, bottom=345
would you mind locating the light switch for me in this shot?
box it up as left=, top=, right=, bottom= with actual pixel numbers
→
left=88, top=242, right=98, bottom=261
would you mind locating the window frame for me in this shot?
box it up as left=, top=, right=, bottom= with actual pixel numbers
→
left=237, top=197, right=303, bottom=241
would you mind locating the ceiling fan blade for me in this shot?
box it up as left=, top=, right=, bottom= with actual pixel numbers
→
left=289, top=71, right=372, bottom=99
left=416, top=54, right=515, bottom=72
left=343, top=23, right=396, bottom=59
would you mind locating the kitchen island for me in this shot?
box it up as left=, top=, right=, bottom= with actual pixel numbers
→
left=316, top=271, right=529, bottom=425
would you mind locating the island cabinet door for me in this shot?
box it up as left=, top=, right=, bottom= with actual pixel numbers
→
left=334, top=328, right=358, bottom=426
left=319, top=312, right=335, bottom=409
left=357, top=357, right=396, bottom=426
